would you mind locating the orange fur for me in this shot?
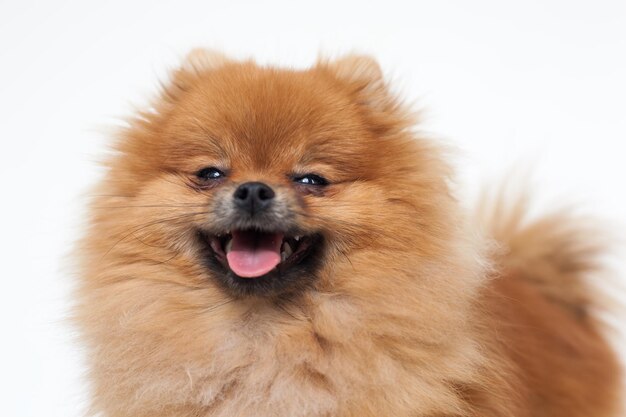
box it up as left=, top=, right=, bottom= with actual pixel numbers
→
left=74, top=50, right=622, bottom=416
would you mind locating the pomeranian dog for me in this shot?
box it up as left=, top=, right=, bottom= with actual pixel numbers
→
left=75, top=50, right=622, bottom=417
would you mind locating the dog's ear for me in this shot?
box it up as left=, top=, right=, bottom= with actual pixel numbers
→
left=181, top=48, right=232, bottom=73
left=162, top=49, right=232, bottom=102
left=327, top=54, right=384, bottom=86
left=321, top=54, right=391, bottom=112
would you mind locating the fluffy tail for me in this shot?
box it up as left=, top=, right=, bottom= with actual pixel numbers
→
left=478, top=190, right=613, bottom=318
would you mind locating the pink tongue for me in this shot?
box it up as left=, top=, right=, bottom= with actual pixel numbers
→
left=226, top=231, right=283, bottom=278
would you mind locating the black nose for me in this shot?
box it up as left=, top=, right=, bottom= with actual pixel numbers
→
left=233, top=182, right=275, bottom=215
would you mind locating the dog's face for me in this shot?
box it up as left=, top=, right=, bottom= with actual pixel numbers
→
left=103, top=51, right=450, bottom=300
left=81, top=52, right=480, bottom=417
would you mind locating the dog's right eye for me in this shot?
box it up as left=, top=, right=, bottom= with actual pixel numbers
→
left=292, top=173, right=329, bottom=186
left=196, top=167, right=226, bottom=181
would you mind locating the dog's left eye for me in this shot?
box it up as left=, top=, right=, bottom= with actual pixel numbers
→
left=292, top=174, right=329, bottom=186
left=196, top=167, right=226, bottom=181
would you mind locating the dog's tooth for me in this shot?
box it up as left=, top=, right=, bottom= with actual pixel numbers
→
left=281, top=241, right=293, bottom=260
left=294, top=235, right=301, bottom=241
left=225, top=238, right=233, bottom=253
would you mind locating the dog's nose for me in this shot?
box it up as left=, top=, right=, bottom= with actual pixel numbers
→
left=233, top=182, right=275, bottom=215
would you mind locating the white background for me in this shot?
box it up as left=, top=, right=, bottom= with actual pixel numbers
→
left=1, top=1, right=625, bottom=416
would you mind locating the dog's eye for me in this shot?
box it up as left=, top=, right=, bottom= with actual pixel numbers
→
left=292, top=174, right=329, bottom=186
left=196, top=167, right=226, bottom=181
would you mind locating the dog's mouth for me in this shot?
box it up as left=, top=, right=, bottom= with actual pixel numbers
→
left=202, top=229, right=318, bottom=279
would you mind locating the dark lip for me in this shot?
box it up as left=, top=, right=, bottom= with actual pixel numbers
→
left=202, top=230, right=318, bottom=274
left=196, top=228, right=324, bottom=297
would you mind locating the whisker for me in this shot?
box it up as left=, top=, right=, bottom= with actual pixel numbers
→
left=306, top=202, right=417, bottom=210
left=291, top=209, right=413, bottom=247
left=92, top=204, right=208, bottom=209
left=338, top=248, right=355, bottom=270
left=157, top=173, right=190, bottom=188
left=101, top=211, right=209, bottom=260
left=274, top=299, right=302, bottom=321
left=152, top=252, right=179, bottom=265
left=199, top=297, right=236, bottom=314
left=131, top=232, right=163, bottom=248
left=88, top=194, right=134, bottom=198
